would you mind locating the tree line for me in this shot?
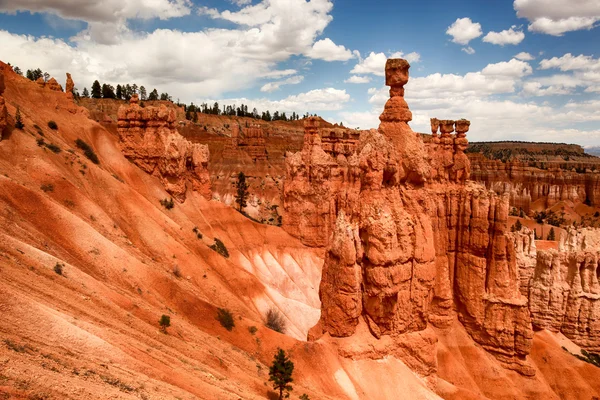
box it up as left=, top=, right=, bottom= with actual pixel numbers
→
left=10, top=65, right=315, bottom=123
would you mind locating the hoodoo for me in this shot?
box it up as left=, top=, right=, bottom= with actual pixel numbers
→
left=117, top=94, right=211, bottom=201
left=289, top=59, right=535, bottom=375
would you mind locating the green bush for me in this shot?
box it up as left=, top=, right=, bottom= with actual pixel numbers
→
left=45, top=143, right=61, bottom=153
left=210, top=238, right=229, bottom=258
left=159, top=315, right=171, bottom=333
left=216, top=308, right=235, bottom=331
left=75, top=138, right=100, bottom=164
left=47, top=120, right=58, bottom=130
left=160, top=198, right=174, bottom=210
left=53, top=263, right=63, bottom=275
left=40, top=183, right=54, bottom=192
left=248, top=326, right=258, bottom=335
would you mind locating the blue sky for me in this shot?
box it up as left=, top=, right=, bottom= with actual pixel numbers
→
left=0, top=0, right=599, bottom=145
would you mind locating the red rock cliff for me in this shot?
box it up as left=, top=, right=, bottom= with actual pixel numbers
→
left=117, top=95, right=211, bottom=201
left=290, top=59, right=534, bottom=376
left=0, top=66, right=6, bottom=139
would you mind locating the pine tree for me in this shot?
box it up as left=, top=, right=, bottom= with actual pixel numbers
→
left=102, top=83, right=116, bottom=99
left=139, top=86, right=147, bottom=100
left=235, top=172, right=250, bottom=212
left=269, top=348, right=294, bottom=400
left=159, top=315, right=171, bottom=333
left=15, top=107, right=24, bottom=129
left=82, top=87, right=90, bottom=98
left=91, top=80, right=102, bottom=99
left=116, top=84, right=123, bottom=100
left=14, top=66, right=22, bottom=76
left=148, top=89, right=159, bottom=101
left=547, top=227, right=556, bottom=241
left=514, top=220, right=522, bottom=231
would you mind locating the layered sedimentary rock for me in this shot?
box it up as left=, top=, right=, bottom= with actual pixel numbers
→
left=117, top=95, right=211, bottom=200
left=237, top=123, right=267, bottom=161
left=292, top=59, right=534, bottom=375
left=469, top=152, right=600, bottom=210
left=0, top=67, right=6, bottom=139
left=527, top=228, right=600, bottom=352
left=320, top=127, right=360, bottom=157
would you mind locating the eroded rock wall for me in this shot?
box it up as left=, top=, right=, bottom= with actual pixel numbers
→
left=117, top=95, right=211, bottom=201
left=0, top=67, right=6, bottom=139
left=527, top=228, right=600, bottom=352
left=291, top=59, right=534, bottom=376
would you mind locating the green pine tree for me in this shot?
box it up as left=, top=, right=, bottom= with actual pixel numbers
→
left=269, top=348, right=294, bottom=400
left=514, top=220, right=522, bottom=231
left=91, top=80, right=102, bottom=99
left=547, top=227, right=556, bottom=241
left=14, top=107, right=24, bottom=129
left=234, top=172, right=250, bottom=212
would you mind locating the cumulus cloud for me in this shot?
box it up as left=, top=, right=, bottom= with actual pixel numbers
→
left=482, top=26, right=525, bottom=45
left=344, top=75, right=371, bottom=84
left=350, top=51, right=420, bottom=77
left=481, top=58, right=533, bottom=77
left=0, top=0, right=192, bottom=44
left=305, top=38, right=356, bottom=61
left=515, top=51, right=535, bottom=60
left=446, top=17, right=483, bottom=45
left=514, top=0, right=600, bottom=35
left=0, top=0, right=359, bottom=101
left=461, top=46, right=476, bottom=55
left=260, top=75, right=304, bottom=92
left=539, top=53, right=600, bottom=71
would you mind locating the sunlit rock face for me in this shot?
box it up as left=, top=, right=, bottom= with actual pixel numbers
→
left=288, top=59, right=535, bottom=376
left=117, top=94, right=211, bottom=201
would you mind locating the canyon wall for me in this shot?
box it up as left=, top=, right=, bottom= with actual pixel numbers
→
left=469, top=152, right=600, bottom=211
left=287, top=59, right=534, bottom=375
left=117, top=95, right=211, bottom=201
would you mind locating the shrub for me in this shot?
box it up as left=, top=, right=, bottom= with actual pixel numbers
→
left=40, top=183, right=54, bottom=192
left=595, top=212, right=600, bottom=218
left=265, top=308, right=286, bottom=333
left=53, top=263, right=63, bottom=275
left=210, top=238, right=229, bottom=258
left=45, top=143, right=61, bottom=153
left=192, top=226, right=203, bottom=239
left=300, top=395, right=310, bottom=400
left=160, top=198, right=174, bottom=210
left=248, top=326, right=258, bottom=335
left=159, top=315, right=171, bottom=333
left=75, top=138, right=100, bottom=164
left=47, top=120, right=58, bottom=130
left=36, top=138, right=45, bottom=147
left=216, top=308, right=235, bottom=331
left=173, top=265, right=181, bottom=278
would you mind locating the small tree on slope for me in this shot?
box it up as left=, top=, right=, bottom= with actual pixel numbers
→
left=234, top=171, right=250, bottom=212
left=269, top=348, right=294, bottom=400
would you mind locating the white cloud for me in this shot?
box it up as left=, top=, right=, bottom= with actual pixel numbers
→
left=515, top=51, right=534, bottom=60
left=0, top=0, right=192, bottom=44
left=483, top=26, right=525, bottom=45
left=306, top=38, right=355, bottom=61
left=522, top=81, right=572, bottom=96
left=481, top=58, right=533, bottom=77
left=0, top=0, right=347, bottom=100
left=539, top=53, right=600, bottom=71
left=339, top=111, right=380, bottom=130
left=213, top=87, right=351, bottom=113
left=344, top=75, right=371, bottom=84
left=461, top=46, right=476, bottom=55
left=230, top=0, right=252, bottom=6
left=350, top=51, right=420, bottom=77
left=446, top=17, right=483, bottom=45
left=514, top=0, right=600, bottom=35
left=260, top=75, right=304, bottom=92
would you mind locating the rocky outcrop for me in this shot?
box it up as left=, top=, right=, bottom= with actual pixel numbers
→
left=509, top=227, right=537, bottom=296
left=117, top=95, right=211, bottom=201
left=528, top=228, right=600, bottom=352
left=0, top=67, right=6, bottom=139
left=237, top=123, right=267, bottom=161
left=65, top=73, right=74, bottom=99
left=298, top=59, right=534, bottom=376
left=320, top=127, right=360, bottom=157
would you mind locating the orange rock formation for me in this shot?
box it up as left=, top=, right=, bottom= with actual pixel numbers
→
left=0, top=68, right=6, bottom=139
left=117, top=94, right=211, bottom=201
left=290, top=59, right=534, bottom=375
left=65, top=72, right=74, bottom=99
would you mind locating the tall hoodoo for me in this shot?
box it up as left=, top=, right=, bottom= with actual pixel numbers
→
left=117, top=95, right=211, bottom=201
left=65, top=73, right=75, bottom=99
left=299, top=59, right=534, bottom=376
